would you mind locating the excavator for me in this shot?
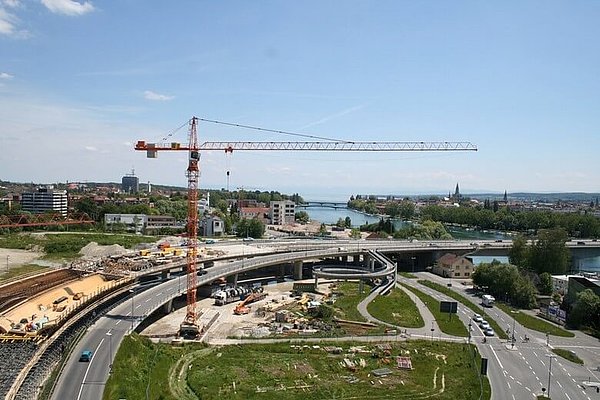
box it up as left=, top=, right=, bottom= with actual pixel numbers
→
left=234, top=290, right=267, bottom=315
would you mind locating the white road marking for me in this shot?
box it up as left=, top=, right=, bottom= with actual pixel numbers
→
left=489, top=342, right=504, bottom=369
left=76, top=338, right=105, bottom=400
left=136, top=304, right=141, bottom=309
left=557, top=381, right=563, bottom=388
left=115, top=320, right=121, bottom=325
left=564, top=393, right=571, bottom=400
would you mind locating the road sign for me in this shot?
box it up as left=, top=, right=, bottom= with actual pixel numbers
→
left=440, top=301, right=458, bottom=313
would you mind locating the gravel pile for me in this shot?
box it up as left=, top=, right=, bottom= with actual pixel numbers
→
left=79, top=242, right=128, bottom=259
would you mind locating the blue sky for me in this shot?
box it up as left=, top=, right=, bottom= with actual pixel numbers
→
left=1, top=1, right=599, bottom=200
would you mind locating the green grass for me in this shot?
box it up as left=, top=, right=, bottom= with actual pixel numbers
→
left=400, top=283, right=468, bottom=337
left=496, top=303, right=575, bottom=338
left=418, top=280, right=509, bottom=340
left=105, top=335, right=490, bottom=400
left=0, top=264, right=49, bottom=282
left=552, top=348, right=584, bottom=365
left=398, top=271, right=418, bottom=279
left=0, top=233, right=155, bottom=260
left=367, top=287, right=425, bottom=328
left=332, top=281, right=372, bottom=322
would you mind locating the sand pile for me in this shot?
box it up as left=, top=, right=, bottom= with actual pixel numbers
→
left=79, top=242, right=128, bottom=259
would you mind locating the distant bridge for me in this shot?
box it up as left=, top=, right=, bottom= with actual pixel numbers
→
left=298, top=201, right=348, bottom=209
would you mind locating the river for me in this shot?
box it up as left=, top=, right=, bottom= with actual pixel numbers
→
left=298, top=205, right=600, bottom=272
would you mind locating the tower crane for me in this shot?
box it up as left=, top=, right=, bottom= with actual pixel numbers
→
left=135, top=116, right=477, bottom=337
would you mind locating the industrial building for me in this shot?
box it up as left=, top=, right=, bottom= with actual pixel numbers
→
left=20, top=186, right=68, bottom=217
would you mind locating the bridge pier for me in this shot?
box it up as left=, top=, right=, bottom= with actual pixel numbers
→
left=161, top=271, right=170, bottom=280
left=232, top=273, right=238, bottom=287
left=279, top=264, right=286, bottom=280
left=162, top=298, right=173, bottom=313
left=293, top=261, right=303, bottom=280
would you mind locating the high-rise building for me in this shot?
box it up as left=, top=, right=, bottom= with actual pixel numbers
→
left=21, top=186, right=68, bottom=216
left=122, top=169, right=139, bottom=193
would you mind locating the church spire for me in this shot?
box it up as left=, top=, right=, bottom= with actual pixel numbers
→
left=454, top=183, right=460, bottom=199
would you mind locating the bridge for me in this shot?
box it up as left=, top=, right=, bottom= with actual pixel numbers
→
left=297, top=201, right=348, bottom=209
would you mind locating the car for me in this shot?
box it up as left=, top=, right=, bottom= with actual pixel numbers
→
left=472, top=314, right=483, bottom=323
left=479, top=320, right=490, bottom=329
left=79, top=350, right=93, bottom=362
left=483, top=327, right=495, bottom=337
left=205, top=239, right=215, bottom=244
left=243, top=237, right=255, bottom=242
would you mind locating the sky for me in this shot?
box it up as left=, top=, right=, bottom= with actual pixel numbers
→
left=1, top=1, right=599, bottom=201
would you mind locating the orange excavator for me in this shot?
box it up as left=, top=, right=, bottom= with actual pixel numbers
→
left=234, top=290, right=267, bottom=315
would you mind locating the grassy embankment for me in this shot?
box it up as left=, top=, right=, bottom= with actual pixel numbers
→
left=104, top=334, right=491, bottom=400
left=0, top=233, right=154, bottom=260
left=0, top=264, right=49, bottom=282
left=418, top=280, right=509, bottom=340
left=495, top=303, right=574, bottom=338
left=400, top=283, right=468, bottom=337
left=367, top=287, right=425, bottom=328
left=552, top=348, right=584, bottom=365
left=398, top=271, right=418, bottom=279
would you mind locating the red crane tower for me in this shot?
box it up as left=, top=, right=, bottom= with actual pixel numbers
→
left=135, top=116, right=477, bottom=337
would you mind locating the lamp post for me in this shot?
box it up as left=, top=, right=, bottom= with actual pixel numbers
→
left=5, top=255, right=8, bottom=273
left=546, top=354, right=556, bottom=397
left=431, top=320, right=435, bottom=341
left=511, top=312, right=516, bottom=348
left=468, top=322, right=472, bottom=344
left=106, top=331, right=113, bottom=369
left=411, top=256, right=416, bottom=273
left=129, top=289, right=135, bottom=331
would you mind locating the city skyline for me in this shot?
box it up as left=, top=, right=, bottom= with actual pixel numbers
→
left=1, top=1, right=599, bottom=196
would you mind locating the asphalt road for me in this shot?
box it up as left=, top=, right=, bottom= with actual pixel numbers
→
left=411, top=272, right=600, bottom=400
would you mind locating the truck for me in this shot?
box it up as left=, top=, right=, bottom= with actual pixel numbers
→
left=482, top=294, right=495, bottom=307
left=213, top=286, right=252, bottom=306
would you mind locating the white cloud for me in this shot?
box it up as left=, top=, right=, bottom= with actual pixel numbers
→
left=84, top=145, right=97, bottom=151
left=0, top=7, right=17, bottom=35
left=2, top=0, right=21, bottom=8
left=41, top=0, right=94, bottom=16
left=0, top=72, right=14, bottom=79
left=143, top=90, right=174, bottom=101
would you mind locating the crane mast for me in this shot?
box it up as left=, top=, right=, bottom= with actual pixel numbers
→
left=135, top=116, right=477, bottom=338
left=182, top=117, right=200, bottom=334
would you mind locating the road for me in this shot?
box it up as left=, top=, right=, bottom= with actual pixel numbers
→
left=408, top=272, right=600, bottom=400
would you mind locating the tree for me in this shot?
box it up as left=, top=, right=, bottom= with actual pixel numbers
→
left=538, top=272, right=553, bottom=295
left=509, top=235, right=530, bottom=271
left=529, top=228, right=570, bottom=274
left=295, top=211, right=310, bottom=224
left=568, top=289, right=600, bottom=330
left=349, top=228, right=361, bottom=239
left=344, top=216, right=352, bottom=228
left=318, top=223, right=328, bottom=236
left=236, top=218, right=265, bottom=239
left=336, top=218, right=346, bottom=229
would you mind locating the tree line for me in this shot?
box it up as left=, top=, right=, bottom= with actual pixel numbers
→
left=420, top=205, right=600, bottom=238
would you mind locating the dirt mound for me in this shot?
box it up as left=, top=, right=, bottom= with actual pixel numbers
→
left=79, top=242, right=128, bottom=259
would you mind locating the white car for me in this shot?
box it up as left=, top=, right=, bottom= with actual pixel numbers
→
left=472, top=314, right=483, bottom=323
left=484, top=327, right=495, bottom=337
left=479, top=320, right=490, bottom=330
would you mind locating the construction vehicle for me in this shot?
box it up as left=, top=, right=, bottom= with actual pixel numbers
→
left=213, top=286, right=252, bottom=306
left=135, top=116, right=477, bottom=336
left=234, top=290, right=268, bottom=315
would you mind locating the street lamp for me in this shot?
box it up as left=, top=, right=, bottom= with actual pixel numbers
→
left=431, top=320, right=435, bottom=341
left=5, top=255, right=8, bottom=273
left=546, top=354, right=556, bottom=397
left=129, top=289, right=135, bottom=331
left=106, top=331, right=113, bottom=369
left=468, top=322, right=472, bottom=344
